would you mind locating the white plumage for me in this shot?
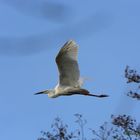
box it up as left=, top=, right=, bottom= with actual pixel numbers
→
left=35, top=40, right=108, bottom=98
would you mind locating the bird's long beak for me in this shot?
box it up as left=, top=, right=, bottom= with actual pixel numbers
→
left=34, top=90, right=48, bottom=95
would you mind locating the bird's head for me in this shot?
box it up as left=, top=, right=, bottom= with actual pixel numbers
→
left=34, top=89, right=56, bottom=98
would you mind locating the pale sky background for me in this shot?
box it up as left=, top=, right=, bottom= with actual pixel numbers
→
left=0, top=0, right=140, bottom=139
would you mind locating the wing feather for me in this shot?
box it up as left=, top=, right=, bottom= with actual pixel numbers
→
left=56, top=40, right=80, bottom=87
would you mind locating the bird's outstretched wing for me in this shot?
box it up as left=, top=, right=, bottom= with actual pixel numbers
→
left=56, top=40, right=80, bottom=87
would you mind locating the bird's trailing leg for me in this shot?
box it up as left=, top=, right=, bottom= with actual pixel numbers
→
left=87, top=93, right=109, bottom=98
left=68, top=88, right=109, bottom=98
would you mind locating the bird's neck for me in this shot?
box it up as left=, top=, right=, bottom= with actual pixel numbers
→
left=48, top=90, right=58, bottom=98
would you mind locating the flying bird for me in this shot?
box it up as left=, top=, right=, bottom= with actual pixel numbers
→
left=35, top=40, right=109, bottom=98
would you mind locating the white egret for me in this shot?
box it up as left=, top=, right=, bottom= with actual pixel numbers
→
left=35, top=40, right=109, bottom=98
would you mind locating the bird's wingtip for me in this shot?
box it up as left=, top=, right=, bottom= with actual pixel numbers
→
left=66, top=39, right=77, bottom=46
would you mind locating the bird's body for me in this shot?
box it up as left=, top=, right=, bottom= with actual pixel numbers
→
left=35, top=40, right=108, bottom=98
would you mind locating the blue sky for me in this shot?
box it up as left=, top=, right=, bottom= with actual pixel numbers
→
left=0, top=0, right=140, bottom=139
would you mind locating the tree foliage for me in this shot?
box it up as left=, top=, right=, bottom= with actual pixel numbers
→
left=125, top=66, right=140, bottom=100
left=37, top=114, right=140, bottom=140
